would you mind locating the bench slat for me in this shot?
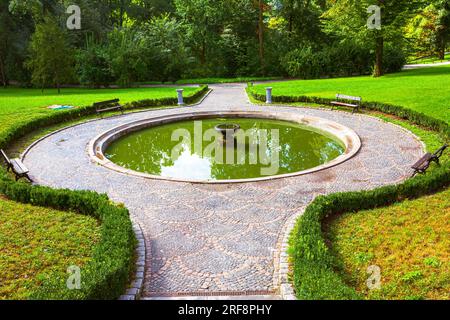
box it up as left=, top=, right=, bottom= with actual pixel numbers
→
left=11, top=159, right=29, bottom=175
left=94, top=99, right=120, bottom=107
left=336, top=94, right=362, bottom=101
left=412, top=153, right=433, bottom=169
left=94, top=99, right=124, bottom=117
left=331, top=101, right=359, bottom=108
left=331, top=94, right=362, bottom=114
left=96, top=106, right=122, bottom=112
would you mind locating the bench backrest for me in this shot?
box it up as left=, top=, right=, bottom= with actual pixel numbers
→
left=0, top=149, right=11, bottom=166
left=336, top=94, right=362, bottom=102
left=93, top=99, right=120, bottom=108
left=433, top=144, right=448, bottom=157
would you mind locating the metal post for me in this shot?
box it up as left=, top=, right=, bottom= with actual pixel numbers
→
left=177, top=89, right=184, bottom=105
left=266, top=87, right=272, bottom=104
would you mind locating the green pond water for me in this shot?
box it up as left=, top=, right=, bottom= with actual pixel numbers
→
left=105, top=118, right=345, bottom=180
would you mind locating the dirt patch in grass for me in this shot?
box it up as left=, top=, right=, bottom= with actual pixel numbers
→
left=325, top=188, right=450, bottom=300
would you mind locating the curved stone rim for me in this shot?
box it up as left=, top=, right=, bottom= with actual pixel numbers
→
left=88, top=111, right=362, bottom=184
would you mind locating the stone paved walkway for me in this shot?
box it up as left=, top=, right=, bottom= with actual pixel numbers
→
left=22, top=84, right=424, bottom=298
left=403, top=61, right=450, bottom=69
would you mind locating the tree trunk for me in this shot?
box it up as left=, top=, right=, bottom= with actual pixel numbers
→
left=288, top=15, right=293, bottom=33
left=258, top=0, right=265, bottom=74
left=0, top=55, right=6, bottom=87
left=200, top=40, right=206, bottom=65
left=200, top=18, right=208, bottom=65
left=438, top=39, right=445, bottom=60
left=374, top=35, right=384, bottom=77
left=119, top=0, right=125, bottom=27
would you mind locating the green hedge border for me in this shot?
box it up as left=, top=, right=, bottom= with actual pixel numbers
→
left=0, top=85, right=209, bottom=151
left=289, top=163, right=450, bottom=300
left=0, top=174, right=135, bottom=300
left=247, top=89, right=450, bottom=141
left=0, top=85, right=208, bottom=299
left=248, top=88, right=450, bottom=299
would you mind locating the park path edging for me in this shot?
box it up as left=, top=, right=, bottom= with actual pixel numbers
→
left=119, top=221, right=147, bottom=300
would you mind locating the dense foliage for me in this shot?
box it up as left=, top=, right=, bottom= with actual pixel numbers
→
left=1, top=0, right=449, bottom=87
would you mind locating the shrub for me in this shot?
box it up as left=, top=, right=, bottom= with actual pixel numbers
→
left=0, top=172, right=135, bottom=299
left=289, top=163, right=450, bottom=299
left=76, top=41, right=115, bottom=88
left=282, top=46, right=323, bottom=79
left=123, top=85, right=209, bottom=110
left=281, top=41, right=405, bottom=79
left=281, top=42, right=373, bottom=79
left=383, top=44, right=407, bottom=73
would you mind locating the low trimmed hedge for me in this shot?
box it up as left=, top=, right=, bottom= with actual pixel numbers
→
left=0, top=85, right=209, bottom=150
left=247, top=89, right=450, bottom=140
left=289, top=163, right=450, bottom=300
left=0, top=171, right=135, bottom=299
left=251, top=89, right=450, bottom=299
left=123, top=85, right=209, bottom=109
left=0, top=85, right=208, bottom=299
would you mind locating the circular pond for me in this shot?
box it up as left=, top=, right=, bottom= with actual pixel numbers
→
left=100, top=117, right=352, bottom=182
left=90, top=112, right=361, bottom=183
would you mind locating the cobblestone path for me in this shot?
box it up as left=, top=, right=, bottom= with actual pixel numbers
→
left=23, top=84, right=424, bottom=298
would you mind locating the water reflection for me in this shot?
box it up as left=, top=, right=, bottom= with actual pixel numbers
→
left=105, top=118, right=345, bottom=180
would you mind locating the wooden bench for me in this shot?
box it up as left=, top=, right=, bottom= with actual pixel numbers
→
left=331, top=94, right=362, bottom=114
left=0, top=149, right=32, bottom=182
left=411, top=144, right=448, bottom=177
left=93, top=99, right=124, bottom=118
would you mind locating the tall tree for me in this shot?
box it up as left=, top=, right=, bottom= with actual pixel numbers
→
left=0, top=0, right=36, bottom=86
left=324, top=0, right=422, bottom=77
left=435, top=0, right=450, bottom=59
left=26, top=16, right=75, bottom=92
left=257, top=0, right=265, bottom=72
left=277, top=0, right=325, bottom=41
left=174, top=0, right=227, bottom=66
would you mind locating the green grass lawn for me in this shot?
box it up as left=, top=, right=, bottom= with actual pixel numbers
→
left=408, top=53, right=450, bottom=64
left=0, top=86, right=199, bottom=119
left=0, top=196, right=101, bottom=300
left=251, top=65, right=450, bottom=124
left=0, top=86, right=202, bottom=148
left=325, top=188, right=449, bottom=300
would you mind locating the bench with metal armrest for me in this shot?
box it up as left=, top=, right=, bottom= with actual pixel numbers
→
left=411, top=144, right=448, bottom=177
left=0, top=149, right=32, bottom=182
left=93, top=99, right=124, bottom=118
left=331, top=94, right=362, bottom=114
